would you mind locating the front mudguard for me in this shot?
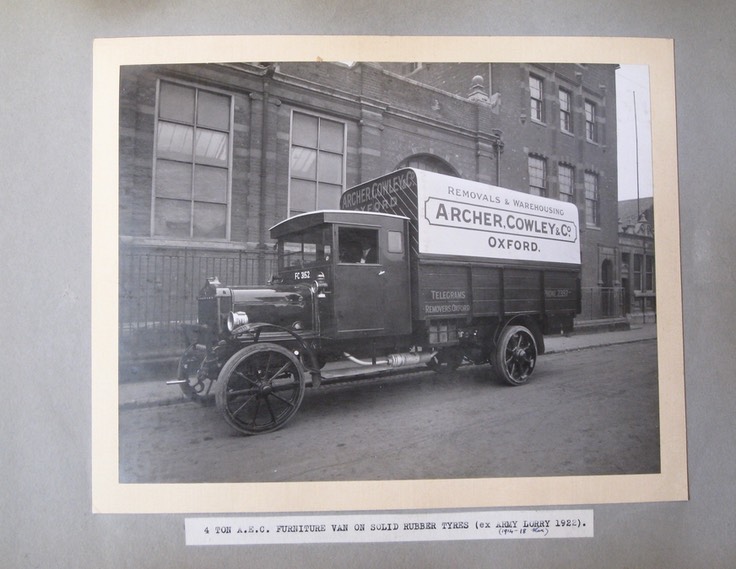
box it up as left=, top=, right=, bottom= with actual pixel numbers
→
left=229, top=322, right=323, bottom=387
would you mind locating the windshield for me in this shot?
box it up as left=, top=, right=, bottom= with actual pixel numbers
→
left=278, top=225, right=333, bottom=270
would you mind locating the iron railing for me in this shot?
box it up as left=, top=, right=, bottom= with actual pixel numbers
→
left=119, top=246, right=276, bottom=362
left=578, top=286, right=625, bottom=321
left=119, top=253, right=640, bottom=364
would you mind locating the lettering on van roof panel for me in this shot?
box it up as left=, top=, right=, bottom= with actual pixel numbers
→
left=340, top=169, right=417, bottom=215
left=341, top=169, right=420, bottom=255
left=415, top=170, right=581, bottom=265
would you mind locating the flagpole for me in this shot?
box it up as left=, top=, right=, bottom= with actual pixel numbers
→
left=633, top=90, right=641, bottom=220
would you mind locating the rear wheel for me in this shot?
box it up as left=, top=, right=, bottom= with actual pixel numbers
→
left=493, top=325, right=537, bottom=385
left=215, top=343, right=306, bottom=435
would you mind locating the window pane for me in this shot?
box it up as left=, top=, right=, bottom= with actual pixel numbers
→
left=530, top=76, right=542, bottom=99
left=530, top=76, right=543, bottom=121
left=529, top=157, right=546, bottom=195
left=319, top=119, right=344, bottom=152
left=645, top=256, right=654, bottom=291
left=531, top=100, right=542, bottom=120
left=155, top=160, right=192, bottom=200
left=290, top=113, right=345, bottom=215
left=585, top=101, right=597, bottom=141
left=193, top=202, right=227, bottom=239
left=154, top=198, right=191, bottom=237
left=402, top=155, right=456, bottom=175
left=339, top=227, right=378, bottom=263
left=291, top=147, right=317, bottom=179
left=193, top=164, right=228, bottom=203
left=195, top=129, right=228, bottom=164
left=317, top=183, right=342, bottom=209
left=280, top=226, right=332, bottom=269
left=559, top=165, right=572, bottom=188
left=318, top=152, right=343, bottom=184
left=559, top=90, right=572, bottom=132
left=559, top=90, right=570, bottom=111
left=292, top=113, right=319, bottom=147
left=281, top=241, right=305, bottom=269
left=155, top=83, right=232, bottom=241
left=562, top=112, right=571, bottom=132
left=585, top=173, right=599, bottom=225
left=157, top=122, right=193, bottom=161
left=159, top=82, right=195, bottom=123
left=529, top=160, right=544, bottom=186
left=585, top=102, right=594, bottom=121
left=197, top=91, right=230, bottom=130
left=559, top=165, right=573, bottom=201
left=584, top=173, right=598, bottom=198
left=388, top=230, right=403, bottom=254
left=290, top=179, right=317, bottom=214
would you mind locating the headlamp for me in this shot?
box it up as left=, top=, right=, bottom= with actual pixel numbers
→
left=227, top=311, right=249, bottom=332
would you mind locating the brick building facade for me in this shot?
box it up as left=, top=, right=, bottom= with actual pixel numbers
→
left=618, top=198, right=656, bottom=322
left=118, top=61, right=620, bottom=361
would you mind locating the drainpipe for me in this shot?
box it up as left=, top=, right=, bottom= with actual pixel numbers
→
left=492, top=128, right=504, bottom=185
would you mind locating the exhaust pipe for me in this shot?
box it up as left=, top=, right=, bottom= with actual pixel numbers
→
left=343, top=351, right=436, bottom=368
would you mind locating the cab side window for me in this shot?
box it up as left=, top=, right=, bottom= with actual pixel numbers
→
left=338, top=227, right=379, bottom=264
left=387, top=230, right=403, bottom=254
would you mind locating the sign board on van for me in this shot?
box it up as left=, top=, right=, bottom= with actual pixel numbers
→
left=340, top=168, right=581, bottom=265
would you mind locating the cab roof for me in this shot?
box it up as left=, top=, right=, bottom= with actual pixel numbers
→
left=269, top=210, right=409, bottom=239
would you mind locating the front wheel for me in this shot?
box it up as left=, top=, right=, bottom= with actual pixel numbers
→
left=493, top=325, right=537, bottom=386
left=215, top=343, right=306, bottom=435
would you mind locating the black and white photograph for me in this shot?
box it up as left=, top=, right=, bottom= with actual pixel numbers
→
left=117, top=60, right=659, bottom=483
left=9, top=0, right=736, bottom=565
left=91, top=36, right=685, bottom=514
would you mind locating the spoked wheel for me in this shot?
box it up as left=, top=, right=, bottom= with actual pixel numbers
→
left=494, top=325, right=537, bottom=386
left=177, top=344, right=215, bottom=406
left=215, top=343, right=306, bottom=435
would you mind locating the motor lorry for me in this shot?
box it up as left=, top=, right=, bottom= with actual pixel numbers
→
left=171, top=168, right=581, bottom=435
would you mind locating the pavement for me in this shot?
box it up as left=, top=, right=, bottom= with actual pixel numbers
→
left=118, top=322, right=658, bottom=411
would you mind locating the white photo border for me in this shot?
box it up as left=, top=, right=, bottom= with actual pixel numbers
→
left=92, top=35, right=686, bottom=513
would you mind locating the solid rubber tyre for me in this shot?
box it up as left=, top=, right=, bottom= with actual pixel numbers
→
left=215, top=343, right=306, bottom=435
left=493, top=325, right=537, bottom=386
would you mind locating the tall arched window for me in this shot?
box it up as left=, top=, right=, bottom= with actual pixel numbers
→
left=396, top=154, right=459, bottom=176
